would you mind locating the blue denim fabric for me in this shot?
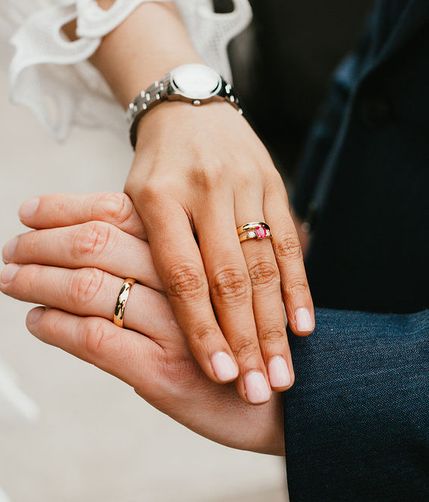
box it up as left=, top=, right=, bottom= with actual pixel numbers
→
left=283, top=308, right=429, bottom=501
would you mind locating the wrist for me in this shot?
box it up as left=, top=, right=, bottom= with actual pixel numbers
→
left=128, top=63, right=242, bottom=150
left=134, top=99, right=237, bottom=152
left=91, top=2, right=203, bottom=107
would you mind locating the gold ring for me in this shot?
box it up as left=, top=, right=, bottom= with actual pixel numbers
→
left=113, top=278, right=136, bottom=327
left=236, top=221, right=272, bottom=243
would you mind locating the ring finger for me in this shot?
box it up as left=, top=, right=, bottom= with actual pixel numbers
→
left=194, top=190, right=271, bottom=404
left=235, top=192, right=294, bottom=391
left=0, top=263, right=184, bottom=351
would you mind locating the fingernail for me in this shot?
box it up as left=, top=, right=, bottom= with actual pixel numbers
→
left=2, top=237, right=18, bottom=263
left=0, top=264, right=21, bottom=285
left=268, top=356, right=291, bottom=388
left=295, top=307, right=314, bottom=332
left=19, top=197, right=40, bottom=220
left=244, top=371, right=271, bottom=404
left=211, top=352, right=238, bottom=382
left=27, top=307, right=45, bottom=326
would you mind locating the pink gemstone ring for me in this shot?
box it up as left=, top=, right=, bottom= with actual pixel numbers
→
left=237, top=221, right=272, bottom=243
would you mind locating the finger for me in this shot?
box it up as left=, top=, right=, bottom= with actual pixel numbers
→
left=25, top=307, right=160, bottom=393
left=264, top=175, right=315, bottom=336
left=194, top=190, right=272, bottom=404
left=3, top=222, right=163, bottom=291
left=137, top=194, right=240, bottom=386
left=0, top=263, right=185, bottom=351
left=18, top=193, right=147, bottom=240
left=235, top=192, right=294, bottom=391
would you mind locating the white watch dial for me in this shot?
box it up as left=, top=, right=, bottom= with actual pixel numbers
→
left=170, top=64, right=223, bottom=100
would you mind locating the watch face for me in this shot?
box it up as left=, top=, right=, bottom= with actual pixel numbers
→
left=170, top=64, right=222, bottom=100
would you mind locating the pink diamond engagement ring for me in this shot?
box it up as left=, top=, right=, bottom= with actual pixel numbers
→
left=237, top=221, right=272, bottom=243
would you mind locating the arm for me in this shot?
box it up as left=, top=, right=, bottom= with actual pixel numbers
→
left=284, top=309, right=429, bottom=500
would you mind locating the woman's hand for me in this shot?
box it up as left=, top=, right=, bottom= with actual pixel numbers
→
left=125, top=101, right=315, bottom=404
left=0, top=193, right=284, bottom=454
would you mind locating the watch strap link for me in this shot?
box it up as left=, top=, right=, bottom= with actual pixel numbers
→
left=127, top=75, right=171, bottom=149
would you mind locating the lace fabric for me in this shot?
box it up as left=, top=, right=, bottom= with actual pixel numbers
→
left=0, top=0, right=252, bottom=140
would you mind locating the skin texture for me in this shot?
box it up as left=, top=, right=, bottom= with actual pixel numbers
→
left=63, top=1, right=316, bottom=404
left=0, top=193, right=284, bottom=455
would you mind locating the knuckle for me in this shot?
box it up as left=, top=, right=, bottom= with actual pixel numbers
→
left=285, top=278, right=309, bottom=297
left=258, top=326, right=287, bottom=345
left=167, top=262, right=207, bottom=301
left=192, top=323, right=218, bottom=345
left=273, top=232, right=303, bottom=260
left=68, top=268, right=104, bottom=306
left=247, top=259, right=280, bottom=289
left=139, top=180, right=166, bottom=202
left=81, top=318, right=116, bottom=356
left=233, top=337, right=260, bottom=364
left=72, top=221, right=111, bottom=259
left=93, top=192, right=134, bottom=225
left=187, top=164, right=225, bottom=191
left=211, top=267, right=251, bottom=303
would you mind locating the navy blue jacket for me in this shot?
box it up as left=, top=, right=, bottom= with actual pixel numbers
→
left=293, top=0, right=429, bottom=313
left=284, top=1, right=429, bottom=500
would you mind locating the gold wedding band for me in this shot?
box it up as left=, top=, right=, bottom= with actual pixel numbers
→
left=236, top=221, right=272, bottom=243
left=113, top=278, right=136, bottom=327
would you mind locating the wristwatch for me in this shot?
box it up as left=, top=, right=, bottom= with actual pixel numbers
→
left=126, top=63, right=242, bottom=149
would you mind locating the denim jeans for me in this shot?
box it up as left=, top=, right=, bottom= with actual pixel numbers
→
left=283, top=308, right=429, bottom=501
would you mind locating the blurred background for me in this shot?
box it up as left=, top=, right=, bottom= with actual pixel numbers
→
left=0, top=1, right=372, bottom=501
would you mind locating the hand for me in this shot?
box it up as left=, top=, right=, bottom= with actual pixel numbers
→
left=125, top=101, right=315, bottom=404
left=0, top=193, right=284, bottom=454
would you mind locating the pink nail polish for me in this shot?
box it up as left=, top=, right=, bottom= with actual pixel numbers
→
left=295, top=307, right=314, bottom=332
left=244, top=371, right=271, bottom=404
left=268, top=356, right=291, bottom=388
left=19, top=198, right=40, bottom=220
left=0, top=264, right=21, bottom=284
left=2, top=237, right=18, bottom=263
left=211, top=352, right=238, bottom=382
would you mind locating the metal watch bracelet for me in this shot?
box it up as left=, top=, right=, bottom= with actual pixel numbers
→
left=126, top=75, right=242, bottom=150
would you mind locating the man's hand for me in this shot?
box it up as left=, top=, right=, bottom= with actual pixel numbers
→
left=0, top=193, right=284, bottom=454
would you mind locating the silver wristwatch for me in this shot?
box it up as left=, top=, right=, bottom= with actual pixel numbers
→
left=126, top=63, right=242, bottom=149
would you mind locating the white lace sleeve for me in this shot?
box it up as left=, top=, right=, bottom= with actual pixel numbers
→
left=0, top=0, right=252, bottom=140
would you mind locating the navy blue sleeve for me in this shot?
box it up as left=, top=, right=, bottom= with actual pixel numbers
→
left=283, top=309, right=429, bottom=502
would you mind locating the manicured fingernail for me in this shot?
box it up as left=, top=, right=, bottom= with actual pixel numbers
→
left=295, top=307, right=314, bottom=332
left=27, top=307, right=45, bottom=326
left=244, top=371, right=271, bottom=404
left=19, top=197, right=40, bottom=219
left=268, top=356, right=291, bottom=388
left=2, top=237, right=18, bottom=263
left=211, top=352, right=238, bottom=382
left=0, top=264, right=21, bottom=284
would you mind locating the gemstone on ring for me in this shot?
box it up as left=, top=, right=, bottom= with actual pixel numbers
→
left=254, top=225, right=268, bottom=239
